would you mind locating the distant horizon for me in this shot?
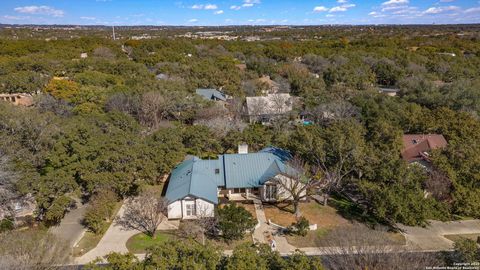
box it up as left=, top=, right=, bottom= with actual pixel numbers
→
left=1, top=22, right=479, bottom=27
left=1, top=0, right=479, bottom=26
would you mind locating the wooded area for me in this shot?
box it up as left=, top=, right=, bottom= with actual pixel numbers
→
left=0, top=25, right=479, bottom=229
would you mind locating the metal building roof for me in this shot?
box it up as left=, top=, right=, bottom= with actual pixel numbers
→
left=165, top=158, right=219, bottom=204
left=165, top=147, right=291, bottom=204
left=196, top=88, right=227, bottom=101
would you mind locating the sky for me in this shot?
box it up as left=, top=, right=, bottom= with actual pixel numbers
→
left=0, top=0, right=479, bottom=26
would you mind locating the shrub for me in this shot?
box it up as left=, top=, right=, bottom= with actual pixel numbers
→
left=452, top=238, right=480, bottom=263
left=287, top=217, right=309, bottom=237
left=0, top=218, right=14, bottom=233
left=83, top=190, right=118, bottom=234
left=217, top=203, right=256, bottom=241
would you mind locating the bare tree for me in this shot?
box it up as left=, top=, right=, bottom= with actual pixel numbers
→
left=425, top=169, right=452, bottom=201
left=270, top=94, right=291, bottom=115
left=116, top=190, right=168, bottom=237
left=194, top=204, right=218, bottom=246
left=318, top=226, right=444, bottom=270
left=177, top=205, right=217, bottom=246
left=272, top=156, right=320, bottom=218
left=0, top=230, right=71, bottom=270
left=305, top=101, right=359, bottom=125
left=0, top=153, right=19, bottom=221
left=139, top=91, right=172, bottom=128
left=246, top=97, right=268, bottom=123
left=93, top=47, right=115, bottom=59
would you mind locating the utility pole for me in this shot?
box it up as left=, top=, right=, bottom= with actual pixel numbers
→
left=112, top=25, right=116, bottom=40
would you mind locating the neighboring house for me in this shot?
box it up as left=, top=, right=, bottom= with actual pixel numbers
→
left=165, top=146, right=303, bottom=220
left=196, top=88, right=228, bottom=102
left=0, top=193, right=36, bottom=223
left=0, top=93, right=34, bottom=107
left=401, top=134, right=448, bottom=165
left=378, top=87, right=400, bottom=97
left=155, top=73, right=169, bottom=80
left=245, top=93, right=294, bottom=124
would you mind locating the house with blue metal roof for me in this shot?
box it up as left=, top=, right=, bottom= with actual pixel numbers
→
left=196, top=88, right=228, bottom=102
left=165, top=145, right=303, bottom=220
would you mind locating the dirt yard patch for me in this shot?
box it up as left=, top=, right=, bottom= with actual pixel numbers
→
left=444, top=233, right=480, bottom=242
left=264, top=201, right=350, bottom=228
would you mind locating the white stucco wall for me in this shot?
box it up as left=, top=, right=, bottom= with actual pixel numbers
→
left=261, top=174, right=306, bottom=202
left=168, top=197, right=215, bottom=220
left=167, top=200, right=182, bottom=219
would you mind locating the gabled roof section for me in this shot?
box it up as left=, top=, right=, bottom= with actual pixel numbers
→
left=401, top=134, right=448, bottom=162
left=165, top=157, right=219, bottom=204
left=196, top=88, right=227, bottom=101
left=245, top=94, right=293, bottom=116
left=223, top=147, right=291, bottom=188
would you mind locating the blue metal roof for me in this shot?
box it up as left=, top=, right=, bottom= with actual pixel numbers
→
left=165, top=158, right=219, bottom=204
left=196, top=88, right=227, bottom=102
left=165, top=147, right=291, bottom=204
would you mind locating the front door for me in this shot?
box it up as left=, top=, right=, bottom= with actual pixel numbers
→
left=265, top=185, right=277, bottom=201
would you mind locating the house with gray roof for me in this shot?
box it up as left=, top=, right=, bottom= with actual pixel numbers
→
left=196, top=88, right=227, bottom=102
left=165, top=145, right=304, bottom=220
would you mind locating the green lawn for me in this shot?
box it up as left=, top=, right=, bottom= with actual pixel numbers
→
left=126, top=231, right=176, bottom=253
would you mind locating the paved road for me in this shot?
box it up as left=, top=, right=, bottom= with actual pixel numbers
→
left=397, top=219, right=480, bottom=251
left=50, top=202, right=87, bottom=247
left=76, top=202, right=179, bottom=265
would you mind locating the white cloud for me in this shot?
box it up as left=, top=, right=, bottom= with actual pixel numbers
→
left=204, top=4, right=218, bottom=10
left=80, top=16, right=96, bottom=20
left=464, top=7, right=480, bottom=13
left=14, top=5, right=64, bottom=17
left=191, top=4, right=217, bottom=10
left=382, top=0, right=409, bottom=6
left=440, top=0, right=455, bottom=2
left=337, top=0, right=348, bottom=3
left=329, top=3, right=355, bottom=12
left=423, top=6, right=460, bottom=14
left=214, top=10, right=224, bottom=14
left=3, top=15, right=24, bottom=20
left=230, top=5, right=241, bottom=10
left=188, top=18, right=199, bottom=23
left=313, top=6, right=328, bottom=12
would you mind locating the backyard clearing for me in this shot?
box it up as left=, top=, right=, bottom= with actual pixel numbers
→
left=264, top=200, right=405, bottom=248
left=263, top=201, right=350, bottom=228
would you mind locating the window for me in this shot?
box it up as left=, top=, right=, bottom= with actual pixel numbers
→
left=265, top=185, right=277, bottom=200
left=215, top=168, right=220, bottom=174
left=233, top=188, right=246, bottom=193
left=412, top=139, right=418, bottom=144
left=185, top=202, right=196, bottom=217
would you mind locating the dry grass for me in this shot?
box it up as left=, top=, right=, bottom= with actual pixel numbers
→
left=264, top=201, right=350, bottom=228
left=218, top=201, right=257, bottom=219
left=263, top=200, right=405, bottom=248
left=444, top=233, right=480, bottom=242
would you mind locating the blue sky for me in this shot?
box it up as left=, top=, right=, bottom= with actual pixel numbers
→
left=1, top=0, right=479, bottom=25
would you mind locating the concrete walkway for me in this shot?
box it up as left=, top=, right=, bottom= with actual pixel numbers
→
left=251, top=198, right=295, bottom=253
left=75, top=203, right=179, bottom=264
left=397, top=219, right=480, bottom=251
left=50, top=202, right=87, bottom=247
